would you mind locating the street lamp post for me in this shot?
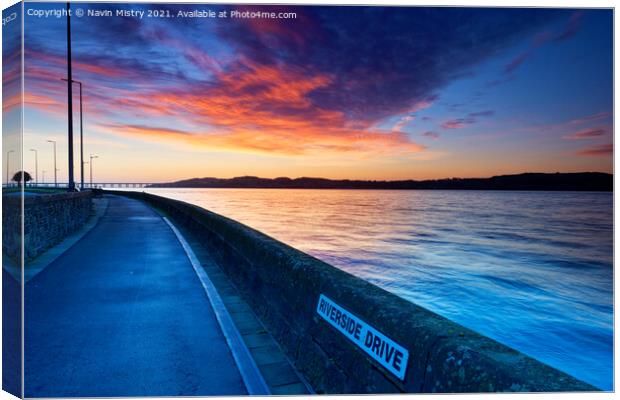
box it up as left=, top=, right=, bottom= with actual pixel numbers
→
left=47, top=140, right=57, bottom=187
left=83, top=160, right=89, bottom=187
left=66, top=1, right=75, bottom=191
left=89, top=154, right=98, bottom=188
left=30, top=149, right=38, bottom=186
left=62, top=78, right=84, bottom=190
left=6, top=150, right=14, bottom=187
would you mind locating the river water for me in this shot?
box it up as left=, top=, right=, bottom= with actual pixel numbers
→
left=134, top=188, right=613, bottom=390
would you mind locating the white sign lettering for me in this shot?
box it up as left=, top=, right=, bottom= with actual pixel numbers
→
left=316, top=294, right=409, bottom=380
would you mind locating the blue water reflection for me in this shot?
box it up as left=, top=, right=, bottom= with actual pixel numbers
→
left=142, top=188, right=613, bottom=390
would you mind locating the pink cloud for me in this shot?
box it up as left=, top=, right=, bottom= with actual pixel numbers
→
left=422, top=131, right=439, bottom=139
left=575, top=143, right=613, bottom=156
left=409, top=97, right=436, bottom=113
left=556, top=11, right=584, bottom=41
left=504, top=50, right=532, bottom=74
left=503, top=12, right=584, bottom=75
left=391, top=96, right=436, bottom=131
left=441, top=119, right=466, bottom=129
left=393, top=115, right=415, bottom=132
left=562, top=127, right=607, bottom=140
left=568, top=112, right=610, bottom=126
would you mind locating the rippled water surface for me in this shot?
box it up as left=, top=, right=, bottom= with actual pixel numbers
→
left=138, top=188, right=613, bottom=390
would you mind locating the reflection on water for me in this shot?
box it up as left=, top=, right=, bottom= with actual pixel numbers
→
left=140, top=188, right=613, bottom=390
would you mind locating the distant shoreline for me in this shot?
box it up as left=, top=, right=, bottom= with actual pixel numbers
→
left=148, top=172, right=613, bottom=191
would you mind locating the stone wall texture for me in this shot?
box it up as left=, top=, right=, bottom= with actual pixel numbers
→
left=111, top=190, right=596, bottom=394
left=2, top=195, right=22, bottom=263
left=2, top=191, right=93, bottom=261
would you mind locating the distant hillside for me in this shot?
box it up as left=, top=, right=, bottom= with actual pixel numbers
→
left=148, top=172, right=612, bottom=191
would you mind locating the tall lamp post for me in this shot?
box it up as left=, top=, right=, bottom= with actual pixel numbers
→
left=89, top=154, right=98, bottom=188
left=62, top=78, right=84, bottom=190
left=83, top=160, right=89, bottom=187
left=30, top=149, right=38, bottom=186
left=47, top=140, right=57, bottom=187
left=66, top=1, right=75, bottom=191
left=6, top=150, right=14, bottom=187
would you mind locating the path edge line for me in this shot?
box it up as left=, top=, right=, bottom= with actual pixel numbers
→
left=162, top=216, right=271, bottom=396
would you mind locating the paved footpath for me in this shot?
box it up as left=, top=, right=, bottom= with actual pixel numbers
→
left=25, top=195, right=247, bottom=397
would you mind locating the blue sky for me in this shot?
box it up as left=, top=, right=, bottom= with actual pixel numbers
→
left=10, top=4, right=613, bottom=182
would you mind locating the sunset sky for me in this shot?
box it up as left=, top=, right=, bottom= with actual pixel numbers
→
left=11, top=4, right=613, bottom=183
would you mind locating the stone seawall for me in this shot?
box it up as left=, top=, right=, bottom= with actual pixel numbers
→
left=109, top=190, right=596, bottom=394
left=2, top=191, right=94, bottom=261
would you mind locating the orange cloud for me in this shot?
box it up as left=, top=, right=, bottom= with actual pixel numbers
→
left=26, top=50, right=128, bottom=79
left=2, top=92, right=21, bottom=113
left=23, top=48, right=425, bottom=158
left=24, top=92, right=63, bottom=112
left=94, top=59, right=425, bottom=156
left=99, top=121, right=424, bottom=157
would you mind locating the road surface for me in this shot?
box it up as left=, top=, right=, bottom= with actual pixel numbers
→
left=25, top=195, right=247, bottom=397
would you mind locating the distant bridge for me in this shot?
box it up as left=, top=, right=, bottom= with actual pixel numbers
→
left=86, top=182, right=154, bottom=188
left=3, top=182, right=156, bottom=189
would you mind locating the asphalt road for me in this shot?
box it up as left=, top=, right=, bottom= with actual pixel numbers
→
left=25, top=195, right=247, bottom=397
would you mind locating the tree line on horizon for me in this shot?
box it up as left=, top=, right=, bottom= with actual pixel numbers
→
left=148, top=172, right=612, bottom=191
